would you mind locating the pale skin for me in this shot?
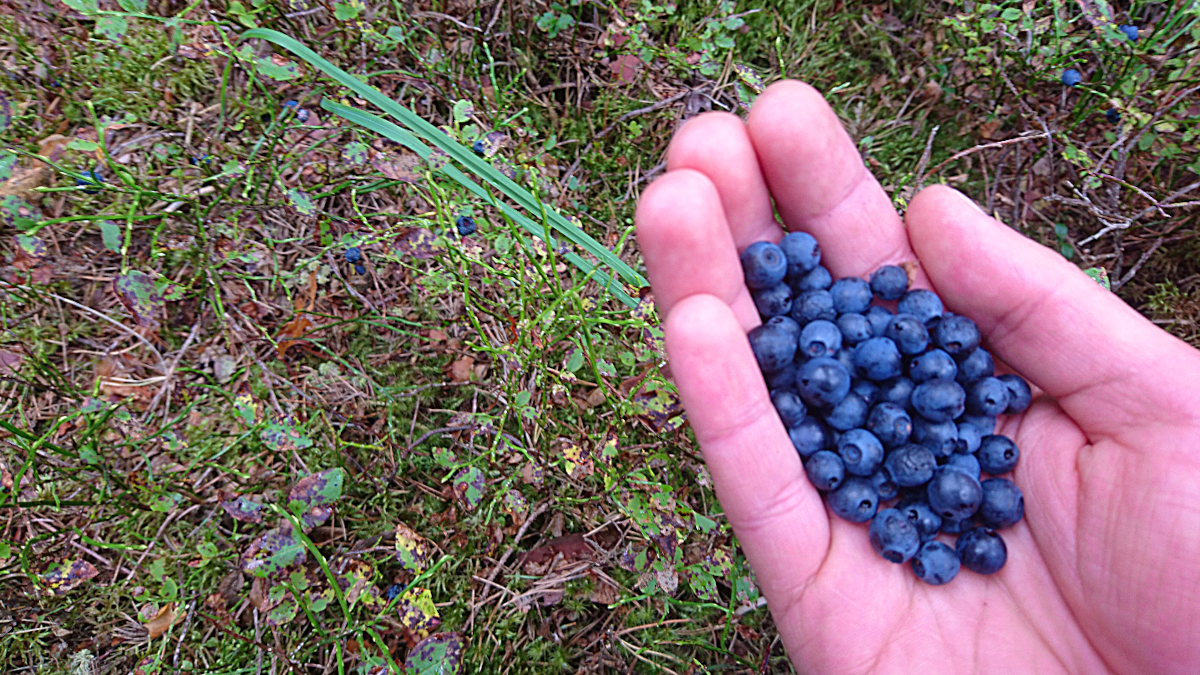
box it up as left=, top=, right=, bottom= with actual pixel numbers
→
left=634, top=81, right=1200, bottom=675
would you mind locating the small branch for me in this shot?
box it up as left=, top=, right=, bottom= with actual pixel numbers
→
left=926, top=131, right=1048, bottom=177
left=1112, top=238, right=1164, bottom=290
left=913, top=124, right=940, bottom=191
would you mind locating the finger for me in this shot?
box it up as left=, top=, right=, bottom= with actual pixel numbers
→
left=667, top=112, right=783, bottom=248
left=664, top=294, right=828, bottom=601
left=746, top=81, right=918, bottom=280
left=906, top=185, right=1200, bottom=436
left=636, top=169, right=760, bottom=329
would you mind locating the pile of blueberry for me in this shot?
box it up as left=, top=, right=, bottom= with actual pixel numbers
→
left=742, top=234, right=1029, bottom=585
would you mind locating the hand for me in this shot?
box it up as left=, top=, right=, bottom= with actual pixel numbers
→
left=635, top=81, right=1200, bottom=675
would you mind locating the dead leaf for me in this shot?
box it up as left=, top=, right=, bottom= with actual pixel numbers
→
left=447, top=356, right=474, bottom=382
left=609, top=54, right=642, bottom=84
left=144, top=602, right=185, bottom=639
left=520, top=533, right=594, bottom=575
left=371, top=148, right=425, bottom=183
left=979, top=119, right=1003, bottom=140
left=0, top=349, right=23, bottom=376
left=587, top=571, right=619, bottom=604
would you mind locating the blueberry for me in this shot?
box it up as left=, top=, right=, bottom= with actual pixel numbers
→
left=870, top=469, right=899, bottom=501
left=766, top=314, right=802, bottom=338
left=851, top=379, right=880, bottom=406
left=805, top=450, right=845, bottom=491
left=748, top=320, right=798, bottom=373
left=911, top=380, right=966, bottom=423
left=865, top=305, right=894, bottom=337
left=1105, top=108, right=1121, bottom=124
left=908, top=348, right=957, bottom=383
left=956, top=527, right=1007, bottom=574
left=877, top=377, right=915, bottom=408
left=836, top=312, right=873, bottom=345
left=940, top=516, right=973, bottom=535
left=899, top=501, right=943, bottom=542
left=456, top=215, right=477, bottom=236
left=955, top=347, right=995, bottom=385
left=355, top=264, right=367, bottom=275
left=789, top=416, right=830, bottom=459
left=472, top=139, right=487, bottom=156
left=796, top=357, right=851, bottom=408
left=779, top=231, right=821, bottom=277
left=866, top=402, right=912, bottom=448
left=884, top=314, right=930, bottom=355
left=869, top=508, right=921, bottom=563
left=997, top=374, right=1032, bottom=414
left=883, top=443, right=936, bottom=487
left=771, top=390, right=807, bottom=428
left=968, top=377, right=1011, bottom=416
left=829, top=277, right=872, bottom=314
left=910, top=541, right=961, bottom=585
left=1061, top=68, right=1082, bottom=87
left=826, top=393, right=869, bottom=431
left=76, top=168, right=104, bottom=193
left=385, top=583, right=405, bottom=601
left=791, top=289, right=837, bottom=325
left=752, top=283, right=794, bottom=318
left=897, top=289, right=944, bottom=327
left=869, top=265, right=908, bottom=301
left=1118, top=24, right=1138, bottom=41
left=800, top=320, right=842, bottom=358
left=911, top=417, right=960, bottom=459
left=853, top=337, right=902, bottom=381
left=344, top=246, right=363, bottom=264
left=926, top=466, right=983, bottom=520
left=792, top=264, right=832, bottom=292
left=836, top=428, right=884, bottom=476
left=935, top=313, right=980, bottom=357
left=978, top=435, right=1020, bottom=475
left=978, top=477, right=1024, bottom=529
left=958, top=413, right=997, bottom=435
left=833, top=347, right=857, bottom=378
left=826, top=476, right=879, bottom=523
left=765, top=362, right=798, bottom=392
left=947, top=451, right=981, bottom=480
left=956, top=422, right=983, bottom=454
left=741, top=241, right=788, bottom=290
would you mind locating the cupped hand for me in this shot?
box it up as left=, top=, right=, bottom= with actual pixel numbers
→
left=635, top=81, right=1200, bottom=675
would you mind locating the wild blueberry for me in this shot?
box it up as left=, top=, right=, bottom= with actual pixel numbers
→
left=947, top=451, right=981, bottom=480
left=767, top=314, right=802, bottom=338
left=837, top=312, right=873, bottom=345
left=897, top=289, right=944, bottom=327
left=826, top=476, right=879, bottom=523
left=927, top=466, right=983, bottom=520
left=884, top=314, right=930, bottom=355
left=472, top=139, right=487, bottom=156
left=386, top=583, right=405, bottom=601
left=998, top=374, right=1032, bottom=414
left=871, top=469, right=899, bottom=501
left=869, top=265, right=909, bottom=301
left=935, top=313, right=981, bottom=357
left=766, top=362, right=798, bottom=392
left=1106, top=108, right=1121, bottom=124
left=825, top=392, right=869, bottom=431
left=866, top=402, right=912, bottom=448
left=968, top=377, right=1011, bottom=416
left=908, top=348, right=957, bottom=383
left=883, top=443, right=936, bottom=487
left=912, top=417, right=960, bottom=459
left=752, top=283, right=794, bottom=318
left=869, top=508, right=921, bottom=563
left=791, top=289, right=837, bottom=325
left=851, top=379, right=880, bottom=406
left=792, top=264, right=832, bottom=292
left=771, top=390, right=807, bottom=428
left=853, top=337, right=903, bottom=381
left=978, top=435, right=1020, bottom=475
left=956, top=527, right=1007, bottom=574
left=878, top=377, right=915, bottom=408
left=978, top=478, right=1024, bottom=530
left=911, top=380, right=966, bottom=422
left=797, top=356, right=852, bottom=408
left=1061, top=68, right=1082, bottom=87
left=789, top=416, right=830, bottom=459
left=740, top=241, right=788, bottom=290
left=805, top=451, right=845, bottom=491
left=830, top=277, right=872, bottom=314
left=800, top=320, right=842, bottom=358
left=76, top=168, right=104, bottom=193
left=911, top=541, right=961, bottom=585
left=959, top=413, right=997, bottom=435
left=956, top=422, right=983, bottom=454
left=956, top=347, right=995, bottom=385
left=900, top=501, right=943, bottom=542
left=940, top=516, right=973, bottom=535
left=344, top=246, right=363, bottom=264
left=779, top=231, right=821, bottom=277
left=833, top=347, right=857, bottom=377
left=865, top=305, right=895, bottom=337
left=456, top=215, right=477, bottom=236
left=747, top=321, right=798, bottom=373
left=837, top=427, right=884, bottom=476
left=1118, top=24, right=1138, bottom=41
left=355, top=264, right=366, bottom=275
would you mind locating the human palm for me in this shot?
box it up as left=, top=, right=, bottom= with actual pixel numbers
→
left=635, top=82, right=1200, bottom=675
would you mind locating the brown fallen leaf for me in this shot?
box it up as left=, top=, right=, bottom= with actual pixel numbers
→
left=447, top=355, right=474, bottom=382
left=609, top=54, right=642, bottom=84
left=144, top=602, right=185, bottom=639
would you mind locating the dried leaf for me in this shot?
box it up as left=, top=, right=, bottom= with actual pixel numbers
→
left=329, top=556, right=374, bottom=606
left=447, top=355, right=474, bottom=383
left=561, top=441, right=592, bottom=478
left=371, top=149, right=425, bottom=183
left=288, top=468, right=344, bottom=508
left=587, top=572, right=620, bottom=604
left=394, top=522, right=434, bottom=573
left=520, top=461, right=543, bottom=486
left=113, top=270, right=164, bottom=328
left=240, top=526, right=306, bottom=577
left=393, top=227, right=445, bottom=259
left=396, top=586, right=440, bottom=640
left=609, top=54, right=642, bottom=84
left=655, top=565, right=678, bottom=595
left=275, top=313, right=314, bottom=360
left=221, top=496, right=264, bottom=524
left=0, top=349, right=23, bottom=376
left=40, top=559, right=99, bottom=595
left=404, top=632, right=464, bottom=675
left=12, top=233, right=46, bottom=270
left=143, top=602, right=185, bottom=639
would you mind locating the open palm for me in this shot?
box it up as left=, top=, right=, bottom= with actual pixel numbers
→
left=635, top=82, right=1200, bottom=675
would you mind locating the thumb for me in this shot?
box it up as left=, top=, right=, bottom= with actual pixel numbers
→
left=905, top=185, right=1200, bottom=438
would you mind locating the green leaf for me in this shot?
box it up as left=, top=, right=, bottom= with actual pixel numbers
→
left=118, top=0, right=148, bottom=10
left=255, top=54, right=301, bottom=81
left=286, top=187, right=316, bottom=215
left=100, top=220, right=122, bottom=253
left=404, top=633, right=464, bottom=675
left=95, top=16, right=129, bottom=42
left=1, top=194, right=43, bottom=231
left=452, top=466, right=485, bottom=510
left=451, top=100, right=473, bottom=123
left=1084, top=266, right=1111, bottom=291
left=565, top=348, right=584, bottom=372
left=0, top=95, right=10, bottom=133
left=240, top=526, right=307, bottom=576
left=1000, top=7, right=1022, bottom=21
left=261, top=421, right=314, bottom=453
left=0, top=541, right=9, bottom=558
left=0, top=153, right=17, bottom=181
left=687, top=569, right=719, bottom=601
left=67, top=139, right=99, bottom=152
left=113, top=270, right=165, bottom=327
left=63, top=0, right=98, bottom=12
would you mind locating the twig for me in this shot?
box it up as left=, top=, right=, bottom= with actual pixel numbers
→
left=925, top=131, right=1049, bottom=177
left=412, top=11, right=482, bottom=32
left=467, top=502, right=549, bottom=628
left=913, top=124, right=940, bottom=191
left=145, top=321, right=202, bottom=422
left=1112, top=238, right=1164, bottom=290
left=386, top=425, right=475, bottom=484
left=562, top=90, right=692, bottom=187
left=172, top=599, right=196, bottom=669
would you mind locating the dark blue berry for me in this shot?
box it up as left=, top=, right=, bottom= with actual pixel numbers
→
left=355, top=264, right=366, bottom=275
left=456, top=215, right=477, bottom=236
left=836, top=312, right=873, bottom=345
left=853, top=337, right=902, bottom=381
left=935, top=314, right=980, bottom=357
left=869, top=508, right=921, bottom=563
left=956, top=527, right=1007, bottom=574
left=1118, top=24, right=1138, bottom=41
left=912, top=418, right=960, bottom=459
left=771, top=390, right=807, bottom=428
left=865, top=305, right=894, bottom=337
left=978, top=435, right=1019, bottom=475
left=765, top=362, right=798, bottom=392
left=752, top=283, right=793, bottom=318
left=851, top=379, right=879, bottom=406
left=792, top=264, right=832, bottom=292
left=968, top=377, right=1011, bottom=416
left=826, top=476, right=879, bottom=523
left=1105, top=108, right=1121, bottom=124
left=956, top=422, right=983, bottom=454
left=911, top=540, right=960, bottom=585
left=386, top=583, right=405, bottom=601
left=869, top=265, right=908, bottom=300
left=800, top=320, right=842, bottom=358
left=899, top=501, right=943, bottom=542
left=825, top=393, right=869, bottom=431
left=740, top=241, right=788, bottom=290
left=796, top=357, right=851, bottom=408
left=940, top=516, right=973, bottom=535
left=897, top=289, right=943, bottom=327
left=955, top=347, right=995, bottom=385
left=878, top=377, right=915, bottom=408
left=908, top=348, right=957, bottom=383
left=978, top=477, right=1024, bottom=529
left=791, top=289, right=837, bottom=325
left=866, top=402, right=912, bottom=448
left=883, top=443, right=936, bottom=487
left=789, top=416, right=830, bottom=459
left=779, top=231, right=821, bottom=277
left=997, top=374, right=1032, bottom=414
left=911, top=380, right=966, bottom=423
left=837, top=428, right=884, bottom=476
left=927, top=466, right=983, bottom=521
left=77, top=168, right=104, bottom=193
left=747, top=321, right=798, bottom=373
left=833, top=347, right=857, bottom=378
left=947, top=451, right=981, bottom=480
left=871, top=469, right=899, bottom=501
left=958, top=413, right=997, bottom=435
left=766, top=314, right=801, bottom=338
left=344, top=246, right=363, bottom=263
left=1061, top=68, right=1082, bottom=87
left=472, top=139, right=487, bottom=156
left=830, top=277, right=872, bottom=314
left=805, top=450, right=845, bottom=491
left=884, top=314, right=930, bottom=355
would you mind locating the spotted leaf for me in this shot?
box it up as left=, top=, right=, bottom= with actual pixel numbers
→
left=288, top=468, right=343, bottom=510
left=476, top=131, right=505, bottom=158
left=1085, top=266, right=1111, bottom=290
left=452, top=466, right=485, bottom=510
left=733, top=64, right=766, bottom=94
left=233, top=383, right=259, bottom=426
left=393, top=227, right=444, bottom=259
left=451, top=100, right=473, bottom=123
left=286, top=187, right=316, bottom=215
left=404, top=632, right=464, bottom=675
left=14, top=234, right=46, bottom=264
left=40, top=559, right=99, bottom=595
left=95, top=15, right=128, bottom=41
left=0, top=93, right=11, bottom=132
left=342, top=141, right=369, bottom=165
left=0, top=194, right=42, bottom=230
left=631, top=387, right=684, bottom=431
left=396, top=586, right=440, bottom=640
left=221, top=496, right=264, bottom=524
left=328, top=556, right=373, bottom=606
left=598, top=432, right=620, bottom=463
left=265, top=591, right=298, bottom=626
left=631, top=290, right=656, bottom=322
left=240, top=525, right=306, bottom=577
left=0, top=153, right=17, bottom=181
left=561, top=441, right=592, bottom=479
left=113, top=270, right=164, bottom=328
left=425, top=148, right=450, bottom=171
left=262, top=422, right=314, bottom=454
left=699, top=548, right=734, bottom=578
left=501, top=489, right=528, bottom=523
left=687, top=569, right=719, bottom=602
left=256, top=54, right=302, bottom=81
left=394, top=522, right=434, bottom=573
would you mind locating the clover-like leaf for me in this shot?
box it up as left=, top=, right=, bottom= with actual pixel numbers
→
left=286, top=187, right=316, bottom=215
left=221, top=495, right=264, bottom=524
left=262, top=421, right=313, bottom=454
left=1, top=194, right=42, bottom=230
left=240, top=525, right=306, bottom=577
left=393, top=227, right=445, bottom=259
left=342, top=141, right=369, bottom=165
left=404, top=632, right=464, bottom=675
left=396, top=586, right=440, bottom=640
left=451, top=466, right=485, bottom=510
left=113, top=270, right=165, bottom=328
left=40, top=559, right=99, bottom=595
